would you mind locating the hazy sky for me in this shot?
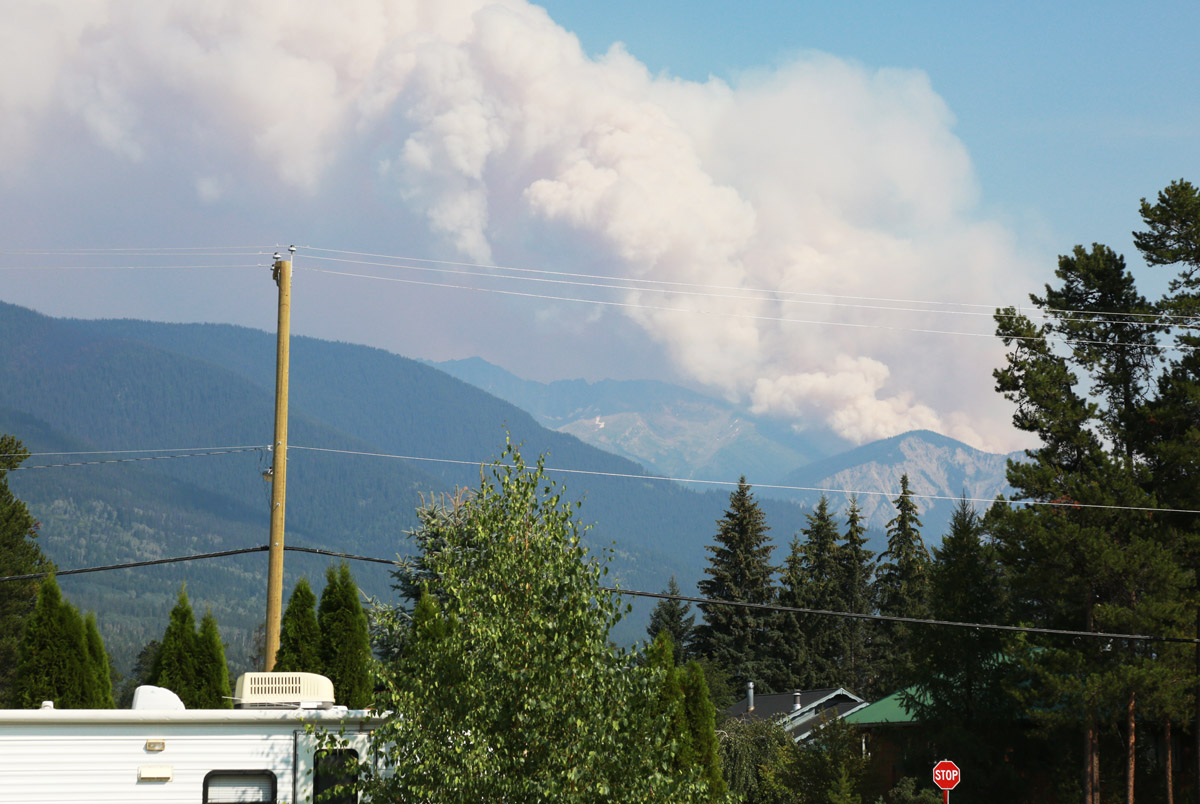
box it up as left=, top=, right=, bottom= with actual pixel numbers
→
left=2, top=1, right=1196, bottom=452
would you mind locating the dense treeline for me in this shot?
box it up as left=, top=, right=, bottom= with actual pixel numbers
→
left=651, top=180, right=1200, bottom=804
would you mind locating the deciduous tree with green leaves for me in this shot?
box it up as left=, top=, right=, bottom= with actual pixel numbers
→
left=363, top=444, right=720, bottom=803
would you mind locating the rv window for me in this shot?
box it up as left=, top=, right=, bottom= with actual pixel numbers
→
left=314, top=748, right=359, bottom=804
left=202, top=769, right=277, bottom=803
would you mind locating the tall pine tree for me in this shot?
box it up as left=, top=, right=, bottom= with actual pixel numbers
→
left=1134, top=179, right=1200, bottom=801
left=836, top=496, right=875, bottom=695
left=775, top=534, right=809, bottom=692
left=873, top=474, right=930, bottom=693
left=646, top=576, right=696, bottom=666
left=992, top=234, right=1189, bottom=804
left=781, top=496, right=845, bottom=689
left=318, top=562, right=372, bottom=708
left=695, top=478, right=781, bottom=690
left=0, top=433, right=56, bottom=701
left=906, top=497, right=1023, bottom=802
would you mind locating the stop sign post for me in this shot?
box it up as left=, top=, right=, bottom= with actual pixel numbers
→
left=933, top=760, right=961, bottom=803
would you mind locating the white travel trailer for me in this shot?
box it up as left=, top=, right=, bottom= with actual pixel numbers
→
left=0, top=672, right=380, bottom=804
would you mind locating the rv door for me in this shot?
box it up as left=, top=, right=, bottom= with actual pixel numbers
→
left=294, top=729, right=371, bottom=804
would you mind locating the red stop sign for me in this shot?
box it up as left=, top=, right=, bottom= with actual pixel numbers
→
left=933, top=760, right=961, bottom=790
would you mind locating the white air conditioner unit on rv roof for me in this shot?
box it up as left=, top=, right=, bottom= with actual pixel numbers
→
left=234, top=672, right=336, bottom=709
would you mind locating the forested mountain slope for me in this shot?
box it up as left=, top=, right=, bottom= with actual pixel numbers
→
left=0, top=302, right=815, bottom=672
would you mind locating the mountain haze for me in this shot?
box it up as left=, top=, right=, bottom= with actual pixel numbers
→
left=436, top=358, right=1019, bottom=536
left=435, top=357, right=850, bottom=483
left=0, top=302, right=816, bottom=672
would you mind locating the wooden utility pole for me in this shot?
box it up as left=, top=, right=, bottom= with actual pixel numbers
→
left=263, top=249, right=293, bottom=671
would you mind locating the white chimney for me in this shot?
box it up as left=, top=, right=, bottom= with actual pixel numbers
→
left=747, top=681, right=755, bottom=712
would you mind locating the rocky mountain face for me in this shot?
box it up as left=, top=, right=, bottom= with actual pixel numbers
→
left=436, top=358, right=1021, bottom=544
left=434, top=357, right=849, bottom=483
left=779, top=430, right=1021, bottom=539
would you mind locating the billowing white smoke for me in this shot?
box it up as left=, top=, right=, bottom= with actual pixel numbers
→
left=0, top=0, right=1030, bottom=450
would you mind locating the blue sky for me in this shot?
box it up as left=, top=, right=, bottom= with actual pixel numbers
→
left=544, top=0, right=1200, bottom=265
left=0, top=1, right=1195, bottom=451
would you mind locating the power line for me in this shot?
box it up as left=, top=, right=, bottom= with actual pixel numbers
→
left=303, top=251, right=1181, bottom=333
left=1, top=543, right=1192, bottom=645
left=9, top=446, right=267, bottom=470
left=0, top=247, right=271, bottom=254
left=298, top=264, right=1195, bottom=354
left=288, top=444, right=1200, bottom=516
left=0, top=444, right=270, bottom=458
left=301, top=245, right=1199, bottom=328
left=3, top=438, right=1188, bottom=517
left=0, top=546, right=269, bottom=583
left=0, top=263, right=262, bottom=272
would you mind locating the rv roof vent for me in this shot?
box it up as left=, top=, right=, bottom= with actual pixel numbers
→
left=234, top=672, right=335, bottom=709
left=132, top=685, right=186, bottom=711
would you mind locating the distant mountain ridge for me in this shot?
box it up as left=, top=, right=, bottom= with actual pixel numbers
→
left=434, top=357, right=1019, bottom=536
left=780, top=429, right=1021, bottom=536
left=434, top=357, right=850, bottom=483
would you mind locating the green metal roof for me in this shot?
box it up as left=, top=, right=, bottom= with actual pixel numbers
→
left=841, top=687, right=926, bottom=726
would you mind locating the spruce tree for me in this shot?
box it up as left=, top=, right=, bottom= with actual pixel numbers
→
left=196, top=609, right=232, bottom=709
left=646, top=576, right=696, bottom=665
left=0, top=433, right=56, bottom=701
left=774, top=535, right=808, bottom=691
left=152, top=586, right=201, bottom=707
left=9, top=575, right=96, bottom=708
left=874, top=474, right=930, bottom=692
left=836, top=496, right=875, bottom=695
left=906, top=497, right=1023, bottom=801
left=318, top=562, right=372, bottom=708
left=84, top=612, right=115, bottom=708
left=695, top=478, right=781, bottom=690
left=275, top=577, right=322, bottom=674
left=782, top=496, right=845, bottom=688
left=116, top=639, right=161, bottom=708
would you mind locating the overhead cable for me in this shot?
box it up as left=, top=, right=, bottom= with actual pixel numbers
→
left=300, top=245, right=1198, bottom=327
left=297, top=265, right=1195, bottom=353
left=287, top=444, right=1200, bottom=516
left=1, top=544, right=1192, bottom=645
left=9, top=446, right=267, bottom=470
left=302, top=252, right=1177, bottom=332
